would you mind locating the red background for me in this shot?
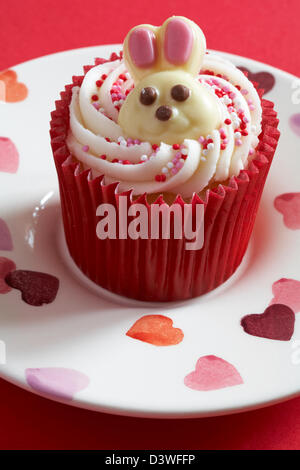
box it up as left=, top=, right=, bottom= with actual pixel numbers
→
left=1, top=0, right=300, bottom=450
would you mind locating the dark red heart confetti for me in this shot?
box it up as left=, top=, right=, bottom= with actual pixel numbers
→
left=237, top=67, right=275, bottom=94
left=241, top=304, right=295, bottom=341
left=5, top=270, right=59, bottom=306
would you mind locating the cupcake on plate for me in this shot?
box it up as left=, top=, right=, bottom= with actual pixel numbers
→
left=50, top=16, right=280, bottom=301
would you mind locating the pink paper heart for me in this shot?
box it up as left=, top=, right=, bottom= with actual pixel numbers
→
left=289, top=113, right=300, bottom=137
left=241, top=304, right=295, bottom=341
left=0, top=218, right=13, bottom=251
left=25, top=368, right=90, bottom=400
left=237, top=67, right=275, bottom=94
left=0, top=137, right=19, bottom=173
left=184, top=355, right=243, bottom=391
left=270, top=278, right=300, bottom=314
left=0, top=257, right=16, bottom=294
left=274, top=193, right=300, bottom=230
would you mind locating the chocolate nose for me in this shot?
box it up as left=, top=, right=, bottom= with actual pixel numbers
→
left=156, top=105, right=172, bottom=121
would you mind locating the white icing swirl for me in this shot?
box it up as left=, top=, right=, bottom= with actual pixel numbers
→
left=67, top=53, right=262, bottom=198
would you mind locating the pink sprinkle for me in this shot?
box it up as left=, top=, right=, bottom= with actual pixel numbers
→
left=223, top=138, right=229, bottom=144
left=82, top=145, right=89, bottom=152
left=171, top=168, right=178, bottom=175
left=134, top=139, right=140, bottom=145
left=249, top=148, right=255, bottom=155
left=92, top=102, right=100, bottom=110
left=198, top=136, right=205, bottom=144
left=247, top=99, right=253, bottom=105
left=176, top=161, right=183, bottom=169
left=229, top=92, right=236, bottom=99
left=249, top=104, right=255, bottom=111
left=235, top=139, right=242, bottom=147
left=175, top=151, right=181, bottom=159
left=241, top=89, right=249, bottom=95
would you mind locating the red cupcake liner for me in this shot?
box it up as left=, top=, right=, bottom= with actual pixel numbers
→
left=50, top=56, right=280, bottom=301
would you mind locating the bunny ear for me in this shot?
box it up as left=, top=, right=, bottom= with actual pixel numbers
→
left=124, top=25, right=158, bottom=82
left=128, top=27, right=157, bottom=68
left=164, top=18, right=194, bottom=65
left=161, top=16, right=206, bottom=76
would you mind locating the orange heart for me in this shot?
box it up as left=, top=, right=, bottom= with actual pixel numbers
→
left=0, top=70, right=28, bottom=103
left=126, top=314, right=184, bottom=346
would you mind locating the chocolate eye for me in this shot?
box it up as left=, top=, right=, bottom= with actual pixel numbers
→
left=171, top=84, right=190, bottom=102
left=140, top=87, right=157, bottom=105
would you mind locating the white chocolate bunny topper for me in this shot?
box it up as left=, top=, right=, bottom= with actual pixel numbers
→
left=118, top=16, right=222, bottom=145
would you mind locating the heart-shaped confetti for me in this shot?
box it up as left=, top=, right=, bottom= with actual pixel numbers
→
left=274, top=193, right=300, bottom=230
left=0, top=70, right=28, bottom=103
left=0, top=137, right=19, bottom=173
left=241, top=304, right=295, bottom=341
left=126, top=315, right=184, bottom=346
left=5, top=270, right=59, bottom=306
left=0, top=257, right=16, bottom=294
left=184, top=355, right=243, bottom=391
left=0, top=218, right=13, bottom=251
left=238, top=67, right=275, bottom=94
left=25, top=368, right=90, bottom=400
left=271, top=278, right=300, bottom=314
left=289, top=113, right=300, bottom=137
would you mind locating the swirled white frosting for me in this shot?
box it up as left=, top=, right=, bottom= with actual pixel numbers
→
left=67, top=53, right=262, bottom=198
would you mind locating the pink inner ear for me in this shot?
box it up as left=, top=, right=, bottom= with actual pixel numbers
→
left=164, top=18, right=194, bottom=65
left=128, top=28, right=156, bottom=68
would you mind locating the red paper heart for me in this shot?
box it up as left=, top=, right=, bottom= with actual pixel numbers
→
left=126, top=315, right=184, bottom=346
left=0, top=70, right=28, bottom=103
left=274, top=193, right=300, bottom=230
left=5, top=270, right=59, bottom=306
left=184, top=355, right=243, bottom=391
left=238, top=67, right=275, bottom=94
left=0, top=137, right=19, bottom=173
left=0, top=257, right=16, bottom=294
left=241, top=304, right=295, bottom=341
left=271, top=278, right=300, bottom=314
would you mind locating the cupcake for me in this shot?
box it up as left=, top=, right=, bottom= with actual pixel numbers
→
left=50, top=16, right=280, bottom=301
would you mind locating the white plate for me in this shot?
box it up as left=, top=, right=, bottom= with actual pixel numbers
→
left=1, top=45, right=300, bottom=419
